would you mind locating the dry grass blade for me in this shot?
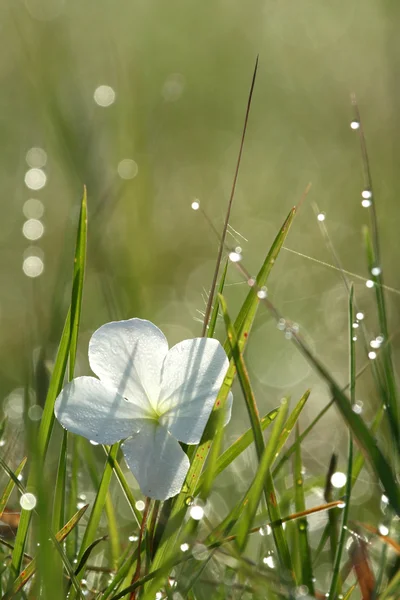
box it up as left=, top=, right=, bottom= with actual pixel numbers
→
left=348, top=537, right=375, bottom=600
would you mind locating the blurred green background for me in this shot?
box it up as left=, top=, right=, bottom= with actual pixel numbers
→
left=1, top=0, right=399, bottom=565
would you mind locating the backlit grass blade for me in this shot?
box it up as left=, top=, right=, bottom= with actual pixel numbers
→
left=52, top=431, right=67, bottom=533
left=328, top=284, right=355, bottom=600
left=195, top=407, right=279, bottom=496
left=74, top=535, right=108, bottom=576
left=11, top=188, right=87, bottom=579
left=148, top=207, right=297, bottom=591
left=298, top=347, right=399, bottom=515
left=0, top=458, right=27, bottom=519
left=102, top=444, right=142, bottom=526
left=207, top=259, right=228, bottom=339
left=228, top=207, right=296, bottom=351
left=363, top=226, right=399, bottom=448
left=273, top=389, right=310, bottom=459
left=3, top=505, right=88, bottom=599
left=292, top=424, right=314, bottom=595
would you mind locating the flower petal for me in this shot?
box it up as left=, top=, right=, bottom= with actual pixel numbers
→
left=54, top=376, right=147, bottom=444
left=121, top=422, right=189, bottom=500
left=158, top=338, right=229, bottom=444
left=88, top=318, right=168, bottom=412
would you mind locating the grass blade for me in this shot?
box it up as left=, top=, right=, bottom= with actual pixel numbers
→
left=149, top=207, right=297, bottom=587
left=207, top=259, right=228, bottom=339
left=0, top=458, right=27, bottom=519
left=292, top=424, right=314, bottom=595
left=195, top=407, right=279, bottom=496
left=3, top=505, right=88, bottom=599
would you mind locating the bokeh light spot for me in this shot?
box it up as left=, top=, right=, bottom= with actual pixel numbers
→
left=22, top=219, right=44, bottom=241
left=24, top=168, right=46, bottom=190
left=94, top=85, right=116, bottom=107
left=26, top=147, right=47, bottom=168
left=23, top=255, right=44, bottom=278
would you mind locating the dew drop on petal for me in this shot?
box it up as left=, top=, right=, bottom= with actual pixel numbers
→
left=20, top=493, right=37, bottom=511
left=331, top=472, right=347, bottom=488
left=90, top=440, right=99, bottom=446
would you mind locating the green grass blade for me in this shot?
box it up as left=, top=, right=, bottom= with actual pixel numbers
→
left=74, top=535, right=108, bottom=576
left=69, top=185, right=87, bottom=379
left=0, top=458, right=27, bottom=518
left=363, top=226, right=399, bottom=447
left=52, top=430, right=67, bottom=533
left=228, top=207, right=296, bottom=351
left=289, top=332, right=400, bottom=516
left=3, top=505, right=88, bottom=599
left=273, top=389, right=310, bottom=459
left=195, top=407, right=279, bottom=496
left=147, top=207, right=297, bottom=591
left=102, top=444, right=142, bottom=526
left=207, top=259, right=228, bottom=339
left=328, top=284, right=355, bottom=599
left=292, top=424, right=315, bottom=594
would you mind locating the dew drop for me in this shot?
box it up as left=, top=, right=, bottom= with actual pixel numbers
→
left=185, top=496, right=194, bottom=506
left=352, top=401, right=363, bottom=414
left=356, top=312, right=364, bottom=320
left=352, top=336, right=357, bottom=342
left=317, top=212, right=326, bottom=222
left=262, top=554, right=275, bottom=568
left=189, top=505, right=204, bottom=521
left=180, top=542, right=189, bottom=552
left=259, top=524, right=271, bottom=536
left=350, top=120, right=360, bottom=130
left=366, top=279, right=374, bottom=288
left=135, top=500, right=145, bottom=512
left=20, top=493, right=37, bottom=511
left=77, top=501, right=86, bottom=510
left=191, top=200, right=200, bottom=210
left=284, top=329, right=293, bottom=340
left=247, top=277, right=256, bottom=287
left=331, top=472, right=347, bottom=488
left=257, top=287, right=267, bottom=300
left=129, top=534, right=139, bottom=542
left=368, top=351, right=377, bottom=360
left=352, top=322, right=359, bottom=329
left=378, top=524, right=389, bottom=536
left=229, top=251, right=242, bottom=263
left=361, top=189, right=372, bottom=199
left=371, top=266, right=381, bottom=276
left=277, top=318, right=286, bottom=331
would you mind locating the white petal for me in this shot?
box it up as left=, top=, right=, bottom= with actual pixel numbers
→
left=54, top=376, right=148, bottom=444
left=158, top=338, right=229, bottom=444
left=88, top=318, right=168, bottom=412
left=122, top=422, right=189, bottom=500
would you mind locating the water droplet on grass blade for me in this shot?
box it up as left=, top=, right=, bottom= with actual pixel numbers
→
left=20, top=493, right=37, bottom=511
left=350, top=121, right=360, bottom=130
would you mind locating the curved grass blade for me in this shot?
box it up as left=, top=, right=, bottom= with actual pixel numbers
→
left=3, top=505, right=88, bottom=599
left=328, top=284, right=355, bottom=599
left=201, top=56, right=258, bottom=336
left=292, top=424, right=314, bottom=595
left=11, top=188, right=87, bottom=579
left=0, top=458, right=27, bottom=519
left=74, top=535, right=108, bottom=576
left=195, top=407, right=279, bottom=496
left=148, top=207, right=297, bottom=589
left=207, top=259, right=228, bottom=339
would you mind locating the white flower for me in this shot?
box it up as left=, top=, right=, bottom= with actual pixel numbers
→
left=54, top=318, right=232, bottom=500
